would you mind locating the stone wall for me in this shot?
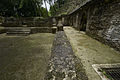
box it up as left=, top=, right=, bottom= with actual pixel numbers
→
left=56, top=0, right=91, bottom=15
left=2, top=17, right=22, bottom=27
left=0, top=17, right=4, bottom=23
left=1, top=17, right=53, bottom=27
left=87, top=0, right=120, bottom=51
left=64, top=0, right=120, bottom=51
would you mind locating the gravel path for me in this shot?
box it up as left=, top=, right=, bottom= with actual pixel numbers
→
left=44, top=31, right=88, bottom=80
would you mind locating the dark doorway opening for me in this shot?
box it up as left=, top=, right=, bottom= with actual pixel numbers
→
left=80, top=13, right=87, bottom=31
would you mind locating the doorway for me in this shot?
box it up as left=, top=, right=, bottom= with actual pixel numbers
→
left=80, top=13, right=87, bottom=31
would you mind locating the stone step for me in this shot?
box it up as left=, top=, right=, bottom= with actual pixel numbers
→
left=7, top=33, right=30, bottom=36
left=6, top=27, right=31, bottom=35
left=7, top=30, right=30, bottom=32
left=7, top=31, right=30, bottom=34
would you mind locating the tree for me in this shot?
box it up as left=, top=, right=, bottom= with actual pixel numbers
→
left=49, top=0, right=67, bottom=16
left=0, top=0, right=44, bottom=17
left=0, top=0, right=68, bottom=17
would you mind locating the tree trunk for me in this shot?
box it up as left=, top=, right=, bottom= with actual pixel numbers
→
left=44, top=0, right=48, bottom=17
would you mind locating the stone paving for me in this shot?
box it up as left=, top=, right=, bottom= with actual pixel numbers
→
left=44, top=31, right=88, bottom=80
left=64, top=27, right=120, bottom=80
left=0, top=33, right=54, bottom=80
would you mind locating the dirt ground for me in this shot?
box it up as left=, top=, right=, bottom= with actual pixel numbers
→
left=0, top=33, right=54, bottom=80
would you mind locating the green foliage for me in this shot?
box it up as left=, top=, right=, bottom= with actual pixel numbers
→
left=50, top=5, right=57, bottom=16
left=0, top=0, right=49, bottom=17
left=40, top=7, right=49, bottom=18
left=49, top=0, right=68, bottom=16
left=0, top=0, right=68, bottom=17
left=98, top=69, right=113, bottom=80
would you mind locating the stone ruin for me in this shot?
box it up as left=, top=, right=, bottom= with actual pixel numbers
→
left=1, top=17, right=53, bottom=27
left=59, top=0, right=120, bottom=51
left=0, top=17, right=56, bottom=35
left=0, top=0, right=119, bottom=51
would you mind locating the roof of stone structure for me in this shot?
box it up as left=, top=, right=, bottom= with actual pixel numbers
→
left=68, top=0, right=91, bottom=15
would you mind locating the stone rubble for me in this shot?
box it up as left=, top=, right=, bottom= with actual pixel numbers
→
left=44, top=31, right=88, bottom=80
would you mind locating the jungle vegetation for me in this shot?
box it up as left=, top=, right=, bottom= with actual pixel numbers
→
left=0, top=0, right=67, bottom=17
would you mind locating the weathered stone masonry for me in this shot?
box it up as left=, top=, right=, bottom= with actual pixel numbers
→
left=0, top=0, right=120, bottom=51
left=62, top=0, right=120, bottom=51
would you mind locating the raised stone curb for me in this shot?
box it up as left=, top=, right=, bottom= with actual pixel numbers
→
left=44, top=31, right=88, bottom=80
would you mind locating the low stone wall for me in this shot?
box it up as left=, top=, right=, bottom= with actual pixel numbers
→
left=65, top=0, right=120, bottom=51
left=2, top=17, right=22, bottom=27
left=0, top=17, right=56, bottom=34
left=1, top=17, right=53, bottom=27
left=0, top=17, right=4, bottom=23
left=23, top=17, right=53, bottom=27
left=0, top=27, right=6, bottom=34
left=31, top=27, right=52, bottom=33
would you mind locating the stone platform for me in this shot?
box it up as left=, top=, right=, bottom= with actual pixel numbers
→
left=0, top=33, right=54, bottom=80
left=64, top=27, right=120, bottom=80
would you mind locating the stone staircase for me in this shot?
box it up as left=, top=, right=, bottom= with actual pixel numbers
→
left=6, top=27, right=31, bottom=36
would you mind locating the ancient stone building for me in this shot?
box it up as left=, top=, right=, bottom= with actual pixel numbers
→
left=60, top=0, right=120, bottom=51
